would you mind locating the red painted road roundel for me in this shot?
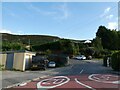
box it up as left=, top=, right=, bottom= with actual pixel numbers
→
left=37, top=76, right=70, bottom=89
left=12, top=74, right=120, bottom=90
left=88, top=74, right=120, bottom=84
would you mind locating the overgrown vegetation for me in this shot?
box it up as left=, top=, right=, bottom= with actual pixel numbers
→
left=1, top=33, right=60, bottom=51
left=1, top=25, right=120, bottom=70
left=96, top=26, right=120, bottom=50
left=2, top=42, right=25, bottom=51
left=111, top=51, right=120, bottom=71
left=92, top=26, right=120, bottom=58
left=32, top=39, right=81, bottom=58
left=0, top=65, right=4, bottom=71
left=47, top=54, right=69, bottom=67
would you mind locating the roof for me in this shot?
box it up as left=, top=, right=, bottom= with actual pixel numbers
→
left=84, top=40, right=92, bottom=43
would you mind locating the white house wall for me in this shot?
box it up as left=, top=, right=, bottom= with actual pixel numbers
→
left=0, top=54, right=7, bottom=69
left=1, top=51, right=35, bottom=71
left=13, top=53, right=25, bottom=71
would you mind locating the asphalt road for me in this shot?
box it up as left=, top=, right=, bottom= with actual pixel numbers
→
left=49, top=59, right=119, bottom=76
left=1, top=59, right=120, bottom=89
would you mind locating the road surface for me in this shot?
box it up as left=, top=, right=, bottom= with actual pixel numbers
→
left=2, top=59, right=120, bottom=90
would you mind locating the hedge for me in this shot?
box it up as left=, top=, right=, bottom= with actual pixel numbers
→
left=111, top=51, right=120, bottom=71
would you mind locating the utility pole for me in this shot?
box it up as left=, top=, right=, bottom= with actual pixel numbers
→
left=28, top=39, right=31, bottom=50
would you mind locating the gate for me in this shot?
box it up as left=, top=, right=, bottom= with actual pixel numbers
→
left=6, top=53, right=14, bottom=70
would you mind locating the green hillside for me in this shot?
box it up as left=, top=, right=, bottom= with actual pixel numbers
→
left=1, top=33, right=90, bottom=52
left=1, top=33, right=60, bottom=45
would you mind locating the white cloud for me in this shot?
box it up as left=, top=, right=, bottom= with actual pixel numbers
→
left=28, top=3, right=57, bottom=16
left=106, top=14, right=113, bottom=19
left=28, top=4, right=41, bottom=13
left=55, top=3, right=69, bottom=19
left=3, top=6, right=17, bottom=17
left=107, top=22, right=118, bottom=30
left=0, top=29, right=24, bottom=35
left=0, top=29, right=12, bottom=33
left=9, top=12, right=16, bottom=17
left=61, top=3, right=69, bottom=19
left=28, top=3, right=70, bottom=20
left=100, top=7, right=111, bottom=18
left=104, top=7, right=111, bottom=13
left=115, top=17, right=118, bottom=21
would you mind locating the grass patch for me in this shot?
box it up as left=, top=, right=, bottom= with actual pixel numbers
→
left=0, top=65, right=5, bottom=71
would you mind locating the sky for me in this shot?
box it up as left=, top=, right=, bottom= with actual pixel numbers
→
left=1, top=2, right=118, bottom=40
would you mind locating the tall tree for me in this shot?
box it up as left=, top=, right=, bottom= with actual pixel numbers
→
left=93, top=36, right=103, bottom=50
left=96, top=26, right=119, bottom=50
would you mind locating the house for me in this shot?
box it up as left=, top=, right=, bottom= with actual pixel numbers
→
left=84, top=40, right=92, bottom=43
left=0, top=50, right=36, bottom=71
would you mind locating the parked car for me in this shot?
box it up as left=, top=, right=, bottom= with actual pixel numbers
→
left=75, top=55, right=86, bottom=60
left=31, top=56, right=49, bottom=70
left=48, top=61, right=56, bottom=68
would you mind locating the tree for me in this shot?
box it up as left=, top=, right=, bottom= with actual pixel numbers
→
left=2, top=41, right=25, bottom=51
left=117, top=31, right=120, bottom=50
left=96, top=26, right=110, bottom=49
left=111, top=51, right=120, bottom=71
left=92, top=36, right=103, bottom=50
left=96, top=26, right=120, bottom=50
left=110, top=30, right=119, bottom=50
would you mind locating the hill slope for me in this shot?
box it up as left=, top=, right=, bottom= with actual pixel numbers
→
left=1, top=33, right=60, bottom=45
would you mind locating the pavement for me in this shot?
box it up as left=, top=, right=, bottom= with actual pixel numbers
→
left=1, top=59, right=120, bottom=90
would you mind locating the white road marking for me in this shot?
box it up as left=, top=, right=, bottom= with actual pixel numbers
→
left=19, top=83, right=27, bottom=86
left=112, top=81, right=120, bottom=84
left=53, top=79, right=65, bottom=84
left=88, top=74, right=120, bottom=84
left=40, top=75, right=49, bottom=79
left=79, top=69, right=83, bottom=74
left=91, top=76, right=100, bottom=80
left=75, top=78, right=96, bottom=90
left=37, top=76, right=70, bottom=89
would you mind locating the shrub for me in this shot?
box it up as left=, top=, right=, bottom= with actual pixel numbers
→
left=111, top=51, right=120, bottom=71
left=0, top=65, right=5, bottom=71
left=94, top=50, right=103, bottom=58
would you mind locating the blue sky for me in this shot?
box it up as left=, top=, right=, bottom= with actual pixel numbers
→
left=1, top=2, right=118, bottom=40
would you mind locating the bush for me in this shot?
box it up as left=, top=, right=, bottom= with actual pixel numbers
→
left=111, top=51, right=120, bottom=71
left=0, top=65, right=5, bottom=71
left=94, top=50, right=103, bottom=58
left=47, top=54, right=69, bottom=67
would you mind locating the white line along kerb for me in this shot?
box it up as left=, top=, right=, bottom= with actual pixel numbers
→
left=88, top=74, right=120, bottom=84
left=18, top=82, right=27, bottom=86
left=37, top=76, right=70, bottom=89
